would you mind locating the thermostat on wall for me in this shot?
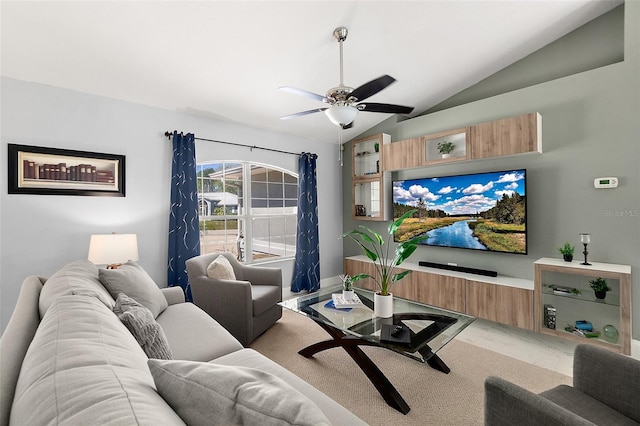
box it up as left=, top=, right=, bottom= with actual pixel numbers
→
left=594, top=177, right=618, bottom=188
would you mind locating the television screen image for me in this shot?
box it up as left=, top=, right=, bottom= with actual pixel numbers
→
left=393, top=169, right=527, bottom=254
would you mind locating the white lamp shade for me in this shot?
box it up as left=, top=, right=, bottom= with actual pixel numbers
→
left=88, top=234, right=139, bottom=265
left=325, top=105, right=358, bottom=127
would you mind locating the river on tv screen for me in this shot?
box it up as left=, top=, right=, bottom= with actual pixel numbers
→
left=393, top=170, right=527, bottom=254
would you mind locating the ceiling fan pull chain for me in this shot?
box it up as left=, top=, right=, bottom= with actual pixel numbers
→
left=338, top=127, right=343, bottom=166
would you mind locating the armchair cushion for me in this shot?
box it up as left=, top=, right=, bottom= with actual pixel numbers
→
left=541, top=385, right=638, bottom=426
left=207, top=256, right=236, bottom=280
left=252, top=285, right=281, bottom=316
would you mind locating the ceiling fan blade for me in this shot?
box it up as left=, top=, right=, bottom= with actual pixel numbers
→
left=278, top=86, right=327, bottom=103
left=358, top=102, right=414, bottom=114
left=280, top=108, right=327, bottom=120
left=350, top=75, right=396, bottom=102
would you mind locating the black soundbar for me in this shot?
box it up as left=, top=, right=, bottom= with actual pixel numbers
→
left=418, top=261, right=498, bottom=277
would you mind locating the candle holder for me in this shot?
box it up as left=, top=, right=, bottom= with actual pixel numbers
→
left=580, top=233, right=591, bottom=265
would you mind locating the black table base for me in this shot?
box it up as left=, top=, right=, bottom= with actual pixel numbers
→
left=298, top=320, right=451, bottom=415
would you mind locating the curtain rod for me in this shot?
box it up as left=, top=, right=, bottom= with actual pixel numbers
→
left=164, top=131, right=316, bottom=158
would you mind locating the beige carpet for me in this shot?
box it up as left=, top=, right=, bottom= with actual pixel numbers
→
left=250, top=310, right=572, bottom=426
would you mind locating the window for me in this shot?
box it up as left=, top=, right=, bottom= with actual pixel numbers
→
left=196, top=161, right=297, bottom=263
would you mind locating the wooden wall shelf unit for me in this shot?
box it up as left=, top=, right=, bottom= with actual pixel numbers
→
left=534, top=257, right=632, bottom=355
left=345, top=255, right=534, bottom=330
left=382, top=112, right=541, bottom=171
left=351, top=134, right=391, bottom=221
left=471, top=112, right=542, bottom=159
left=382, top=137, right=422, bottom=171
left=422, top=127, right=470, bottom=165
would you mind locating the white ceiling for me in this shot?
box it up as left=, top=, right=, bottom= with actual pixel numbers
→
left=1, top=1, right=621, bottom=143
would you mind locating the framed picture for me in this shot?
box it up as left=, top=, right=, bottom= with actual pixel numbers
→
left=8, top=144, right=125, bottom=197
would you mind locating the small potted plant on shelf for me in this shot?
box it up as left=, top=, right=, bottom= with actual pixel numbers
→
left=374, top=142, right=379, bottom=153
left=589, top=277, right=610, bottom=300
left=340, top=209, right=427, bottom=317
left=340, top=274, right=354, bottom=300
left=437, top=140, right=455, bottom=159
left=558, top=242, right=575, bottom=262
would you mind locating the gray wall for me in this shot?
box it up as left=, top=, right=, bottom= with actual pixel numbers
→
left=343, top=2, right=640, bottom=337
left=0, top=78, right=344, bottom=331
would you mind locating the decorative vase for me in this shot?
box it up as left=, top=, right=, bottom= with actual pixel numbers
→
left=563, top=254, right=573, bottom=262
left=374, top=292, right=393, bottom=318
left=602, top=324, right=619, bottom=343
left=342, top=289, right=355, bottom=301
left=594, top=290, right=607, bottom=300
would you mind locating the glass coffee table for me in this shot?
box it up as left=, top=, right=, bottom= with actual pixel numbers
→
left=280, top=285, right=475, bottom=414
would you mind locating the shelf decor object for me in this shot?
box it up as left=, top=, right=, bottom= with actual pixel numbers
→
left=580, top=233, right=591, bottom=265
left=8, top=144, right=125, bottom=197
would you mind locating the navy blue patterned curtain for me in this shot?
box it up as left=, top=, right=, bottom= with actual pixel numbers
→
left=291, top=152, right=319, bottom=293
left=168, top=132, right=200, bottom=301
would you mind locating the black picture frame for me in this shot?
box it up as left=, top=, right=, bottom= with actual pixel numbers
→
left=8, top=144, right=125, bottom=197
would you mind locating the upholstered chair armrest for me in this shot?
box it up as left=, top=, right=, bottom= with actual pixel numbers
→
left=190, top=276, right=253, bottom=316
left=573, top=344, right=640, bottom=422
left=240, top=265, right=282, bottom=288
left=484, top=376, right=592, bottom=426
left=161, top=286, right=186, bottom=305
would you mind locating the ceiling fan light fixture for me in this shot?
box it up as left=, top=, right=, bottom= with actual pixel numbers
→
left=325, top=105, right=358, bottom=127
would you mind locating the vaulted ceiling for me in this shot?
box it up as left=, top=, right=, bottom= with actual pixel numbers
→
left=0, top=1, right=622, bottom=143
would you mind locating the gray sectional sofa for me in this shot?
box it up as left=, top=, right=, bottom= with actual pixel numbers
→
left=0, top=260, right=366, bottom=425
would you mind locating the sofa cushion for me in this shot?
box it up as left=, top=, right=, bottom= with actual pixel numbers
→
left=114, top=293, right=173, bottom=360
left=207, top=255, right=236, bottom=280
left=99, top=261, right=168, bottom=318
left=148, top=359, right=330, bottom=426
left=39, top=260, right=114, bottom=317
left=155, top=302, right=243, bottom=361
left=11, top=295, right=184, bottom=425
left=212, top=349, right=366, bottom=425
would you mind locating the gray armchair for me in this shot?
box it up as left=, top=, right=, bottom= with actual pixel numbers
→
left=186, top=252, right=282, bottom=346
left=485, top=344, right=640, bottom=426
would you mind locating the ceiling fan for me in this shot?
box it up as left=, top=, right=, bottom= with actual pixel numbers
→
left=279, top=27, right=414, bottom=129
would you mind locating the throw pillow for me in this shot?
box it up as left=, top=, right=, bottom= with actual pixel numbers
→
left=206, top=255, right=236, bottom=280
left=148, top=359, right=330, bottom=426
left=114, top=293, right=173, bottom=360
left=99, top=261, right=168, bottom=318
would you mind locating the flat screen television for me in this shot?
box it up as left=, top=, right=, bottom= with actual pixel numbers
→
left=392, top=169, right=527, bottom=254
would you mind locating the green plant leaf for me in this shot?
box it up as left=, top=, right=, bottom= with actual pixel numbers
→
left=350, top=273, right=371, bottom=282
left=388, top=209, right=416, bottom=235
left=392, top=270, right=412, bottom=282
left=358, top=225, right=384, bottom=245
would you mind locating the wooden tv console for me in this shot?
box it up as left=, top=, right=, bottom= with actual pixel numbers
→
left=344, top=255, right=535, bottom=330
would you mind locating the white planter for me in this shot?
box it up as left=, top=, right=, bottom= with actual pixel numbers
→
left=441, top=153, right=451, bottom=159
left=374, top=292, right=393, bottom=318
left=342, top=289, right=355, bottom=301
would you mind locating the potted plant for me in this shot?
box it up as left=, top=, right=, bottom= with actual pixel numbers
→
left=437, top=141, right=455, bottom=159
left=374, top=142, right=379, bottom=153
left=340, top=209, right=427, bottom=317
left=339, top=274, right=354, bottom=300
left=558, top=242, right=575, bottom=262
left=589, top=277, right=610, bottom=300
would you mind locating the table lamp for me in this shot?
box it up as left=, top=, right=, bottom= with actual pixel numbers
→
left=88, top=233, right=139, bottom=269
